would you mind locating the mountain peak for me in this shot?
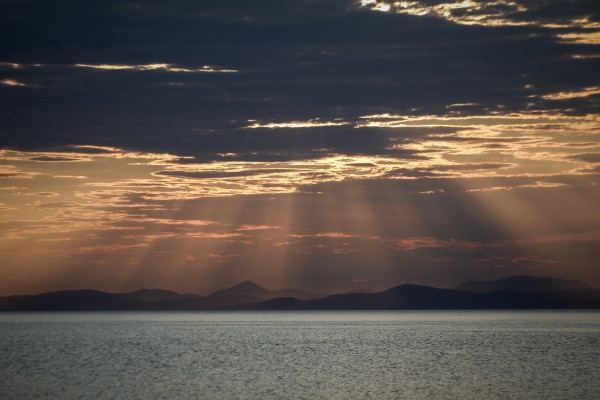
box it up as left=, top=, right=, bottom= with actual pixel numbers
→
left=208, top=280, right=269, bottom=298
left=235, top=280, right=263, bottom=289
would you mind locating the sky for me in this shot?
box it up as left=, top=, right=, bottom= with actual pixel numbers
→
left=1, top=0, right=599, bottom=296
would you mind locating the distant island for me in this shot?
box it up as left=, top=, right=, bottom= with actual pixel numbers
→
left=1, top=276, right=599, bottom=311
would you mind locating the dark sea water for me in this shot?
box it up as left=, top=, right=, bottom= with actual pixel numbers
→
left=1, top=311, right=599, bottom=399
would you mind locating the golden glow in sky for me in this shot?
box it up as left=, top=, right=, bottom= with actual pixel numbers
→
left=1, top=112, right=599, bottom=294
left=1, top=0, right=599, bottom=296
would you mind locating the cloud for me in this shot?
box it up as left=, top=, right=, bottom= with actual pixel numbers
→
left=1, top=0, right=599, bottom=159
left=33, top=201, right=78, bottom=209
left=53, top=175, right=88, bottom=179
left=538, top=86, right=600, bottom=100
left=0, top=79, right=35, bottom=87
left=361, top=0, right=530, bottom=27
left=34, top=192, right=59, bottom=196
left=0, top=62, right=24, bottom=69
left=567, top=153, right=600, bottom=163
left=556, top=32, right=600, bottom=45
left=571, top=54, right=600, bottom=59
left=30, top=156, right=85, bottom=162
left=360, top=0, right=600, bottom=33
left=74, top=63, right=238, bottom=73
left=155, top=168, right=295, bottom=179
left=245, top=119, right=350, bottom=129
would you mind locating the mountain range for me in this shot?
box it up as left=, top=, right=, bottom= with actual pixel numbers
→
left=1, top=276, right=599, bottom=311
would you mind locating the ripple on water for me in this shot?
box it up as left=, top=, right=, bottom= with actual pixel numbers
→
left=1, top=311, right=599, bottom=399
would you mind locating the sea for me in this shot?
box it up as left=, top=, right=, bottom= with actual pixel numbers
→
left=1, top=311, right=599, bottom=399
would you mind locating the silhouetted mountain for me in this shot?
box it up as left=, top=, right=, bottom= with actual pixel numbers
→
left=208, top=280, right=322, bottom=301
left=1, top=276, right=599, bottom=311
left=0, top=289, right=204, bottom=311
left=249, top=285, right=472, bottom=310
left=454, top=276, right=594, bottom=293
left=122, top=289, right=201, bottom=303
left=0, top=289, right=130, bottom=311
left=442, top=289, right=600, bottom=309
left=195, top=294, right=266, bottom=309
left=248, top=285, right=600, bottom=310
left=305, top=284, right=473, bottom=310
left=209, top=280, right=266, bottom=297
left=0, top=282, right=317, bottom=310
left=542, top=288, right=600, bottom=303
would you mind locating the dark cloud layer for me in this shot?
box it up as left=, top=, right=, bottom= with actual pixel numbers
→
left=1, top=0, right=599, bottom=159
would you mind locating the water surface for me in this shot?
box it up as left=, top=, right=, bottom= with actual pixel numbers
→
left=1, top=311, right=599, bottom=399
